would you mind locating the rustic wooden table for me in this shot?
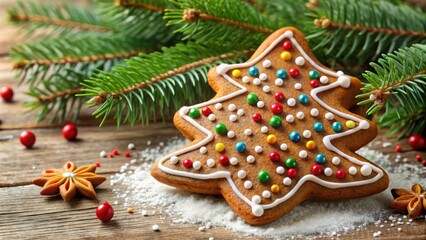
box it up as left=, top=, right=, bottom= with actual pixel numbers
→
left=0, top=1, right=425, bottom=239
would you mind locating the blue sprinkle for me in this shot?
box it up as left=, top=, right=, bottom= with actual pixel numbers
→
left=248, top=66, right=259, bottom=76
left=289, top=131, right=301, bottom=142
left=313, top=122, right=324, bottom=132
left=316, top=154, right=326, bottom=164
left=298, top=94, right=309, bottom=104
left=276, top=69, right=287, bottom=79
left=332, top=122, right=343, bottom=132
left=235, top=142, right=247, bottom=153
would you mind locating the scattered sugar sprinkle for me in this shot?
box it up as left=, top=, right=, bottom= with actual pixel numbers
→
left=152, top=224, right=160, bottom=231
left=110, top=137, right=426, bottom=238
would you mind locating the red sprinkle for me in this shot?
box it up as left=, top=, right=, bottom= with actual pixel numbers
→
left=336, top=169, right=346, bottom=179
left=124, top=152, right=131, bottom=157
left=270, top=102, right=283, bottom=115
left=310, top=79, right=320, bottom=88
left=311, top=164, right=323, bottom=175
left=95, top=162, right=101, bottom=167
left=282, top=40, right=292, bottom=51
left=274, top=92, right=285, bottom=102
left=287, top=168, right=297, bottom=178
left=112, top=149, right=119, bottom=155
left=269, top=151, right=281, bottom=162
left=96, top=201, right=114, bottom=222
left=183, top=159, right=193, bottom=168
left=289, top=67, right=300, bottom=78
left=395, top=145, right=402, bottom=152
left=201, top=107, right=212, bottom=117
left=416, top=154, right=422, bottom=162
left=219, top=155, right=229, bottom=165
left=252, top=113, right=262, bottom=122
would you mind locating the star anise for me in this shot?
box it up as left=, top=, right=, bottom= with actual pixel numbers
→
left=33, top=161, right=106, bottom=201
left=390, top=184, right=426, bottom=219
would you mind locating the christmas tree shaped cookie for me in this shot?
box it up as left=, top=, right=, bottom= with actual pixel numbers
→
left=151, top=27, right=389, bottom=225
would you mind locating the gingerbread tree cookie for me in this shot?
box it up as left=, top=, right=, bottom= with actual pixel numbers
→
left=151, top=27, right=389, bottom=225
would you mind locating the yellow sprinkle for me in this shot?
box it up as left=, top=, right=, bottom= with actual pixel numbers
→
left=266, top=134, right=277, bottom=144
left=346, top=120, right=356, bottom=129
left=271, top=184, right=280, bottom=193
left=280, top=51, right=291, bottom=61
left=215, top=142, right=225, bottom=152
left=232, top=69, right=241, bottom=78
left=306, top=140, right=316, bottom=150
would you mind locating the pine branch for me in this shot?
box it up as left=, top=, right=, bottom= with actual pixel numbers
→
left=8, top=1, right=112, bottom=37
left=357, top=44, right=426, bottom=137
left=253, top=0, right=309, bottom=27
left=305, top=0, right=426, bottom=67
left=80, top=43, right=252, bottom=126
left=114, top=0, right=172, bottom=11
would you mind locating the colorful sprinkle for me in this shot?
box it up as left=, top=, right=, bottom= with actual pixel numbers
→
left=310, top=79, right=320, bottom=88
left=287, top=168, right=297, bottom=178
left=232, top=69, right=241, bottom=78
left=246, top=93, right=259, bottom=105
left=201, top=107, right=212, bottom=117
left=285, top=157, right=297, bottom=168
left=306, top=140, right=316, bottom=150
left=308, top=70, right=320, bottom=79
left=248, top=66, right=259, bottom=76
left=346, top=120, right=356, bottom=128
left=269, top=151, right=281, bottom=162
left=336, top=169, right=346, bottom=179
left=215, top=123, right=227, bottom=135
left=289, top=67, right=300, bottom=77
left=189, top=108, right=200, bottom=118
left=266, top=134, right=277, bottom=144
left=270, top=102, right=283, bottom=115
left=289, top=131, right=301, bottom=142
left=257, top=170, right=270, bottom=183
left=252, top=113, right=262, bottom=122
left=274, top=92, right=285, bottom=102
left=313, top=122, right=324, bottom=132
left=215, top=142, right=225, bottom=152
left=315, top=154, right=326, bottom=164
left=282, top=40, right=292, bottom=50
left=311, top=164, right=323, bottom=175
left=280, top=51, right=292, bottom=61
left=332, top=122, right=343, bottom=132
left=235, top=142, right=246, bottom=153
left=276, top=69, right=287, bottom=79
left=269, top=116, right=282, bottom=128
left=219, top=155, right=229, bottom=165
left=182, top=159, right=193, bottom=168
left=271, top=184, right=280, bottom=193
left=298, top=94, right=309, bottom=104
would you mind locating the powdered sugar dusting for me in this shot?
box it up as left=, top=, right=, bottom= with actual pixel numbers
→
left=110, top=137, right=425, bottom=238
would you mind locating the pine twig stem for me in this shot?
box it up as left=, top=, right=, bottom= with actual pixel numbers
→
left=182, top=9, right=274, bottom=34
left=13, top=51, right=141, bottom=69
left=314, top=18, right=426, bottom=37
left=114, top=0, right=165, bottom=12
left=10, top=13, right=111, bottom=32
left=37, top=87, right=83, bottom=103
left=90, top=49, right=254, bottom=104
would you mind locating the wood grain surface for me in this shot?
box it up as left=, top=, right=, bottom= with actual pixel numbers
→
left=0, top=0, right=425, bottom=239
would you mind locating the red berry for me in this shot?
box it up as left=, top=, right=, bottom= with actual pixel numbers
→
left=112, top=149, right=119, bottom=155
left=125, top=152, right=131, bottom=157
left=252, top=113, right=262, bottom=122
left=287, top=168, right=297, bottom=178
left=201, top=107, right=212, bottom=117
left=282, top=40, right=292, bottom=51
left=0, top=86, right=14, bottom=102
left=274, top=92, right=285, bottom=102
left=289, top=67, right=300, bottom=77
left=270, top=102, right=283, bottom=115
left=269, top=151, right=281, bottom=162
left=96, top=201, right=114, bottom=222
left=395, top=145, right=402, bottom=152
left=62, top=123, right=78, bottom=141
left=408, top=134, right=425, bottom=150
left=336, top=169, right=346, bottom=179
left=95, top=162, right=101, bottom=167
left=416, top=154, right=422, bottom=162
left=219, top=155, right=229, bottom=165
left=310, top=79, right=320, bottom=88
left=311, top=164, right=323, bottom=175
left=183, top=159, right=193, bottom=168
left=422, top=160, right=426, bottom=167
left=20, top=130, right=36, bottom=148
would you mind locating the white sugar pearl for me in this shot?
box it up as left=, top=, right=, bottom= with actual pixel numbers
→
left=283, top=177, right=292, bottom=186
left=257, top=101, right=265, bottom=108
left=242, top=76, right=250, bottom=83
left=127, top=143, right=135, bottom=150
left=275, top=78, right=283, bottom=86
left=227, top=130, right=235, bottom=138
left=230, top=157, right=238, bottom=165
left=215, top=103, right=222, bottom=110
left=262, top=86, right=270, bottom=92
left=238, top=170, right=246, bottom=179
left=324, top=167, right=333, bottom=176
left=244, top=129, right=252, bottom=136
left=228, top=104, right=236, bottom=111
left=208, top=114, right=216, bottom=121
left=337, top=70, right=344, bottom=76
left=253, top=78, right=261, bottom=85
left=299, top=150, right=308, bottom=158
left=360, top=120, right=370, bottom=129
left=361, top=165, right=372, bottom=176
left=262, top=190, right=271, bottom=198
left=229, top=114, right=237, bottom=122
left=332, top=157, right=341, bottom=165
left=152, top=224, right=160, bottom=231
left=295, top=56, right=305, bottom=66
left=100, top=150, right=107, bottom=158
left=286, top=115, right=294, bottom=123
left=276, top=166, right=285, bottom=174
left=207, top=158, right=215, bottom=167
left=255, top=146, right=263, bottom=153
left=246, top=155, right=255, bottom=163
left=252, top=195, right=261, bottom=204
left=320, top=76, right=328, bottom=84
left=338, top=76, right=351, bottom=88
left=170, top=156, right=179, bottom=164
left=296, top=112, right=304, bottom=119
left=310, top=108, right=319, bottom=117
left=325, top=112, right=334, bottom=120
left=259, top=73, right=267, bottom=81
left=261, top=126, right=268, bottom=133
left=252, top=205, right=264, bottom=217
left=237, top=109, right=245, bottom=116
left=262, top=60, right=272, bottom=68
left=294, top=83, right=302, bottom=90
left=287, top=98, right=296, bottom=107
left=280, top=143, right=288, bottom=151
left=303, top=130, right=311, bottom=138
left=199, top=147, right=207, bottom=154
left=244, top=181, right=253, bottom=189
left=349, top=166, right=357, bottom=175
left=193, top=161, right=201, bottom=170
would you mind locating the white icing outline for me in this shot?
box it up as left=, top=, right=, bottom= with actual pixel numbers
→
left=157, top=30, right=384, bottom=217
